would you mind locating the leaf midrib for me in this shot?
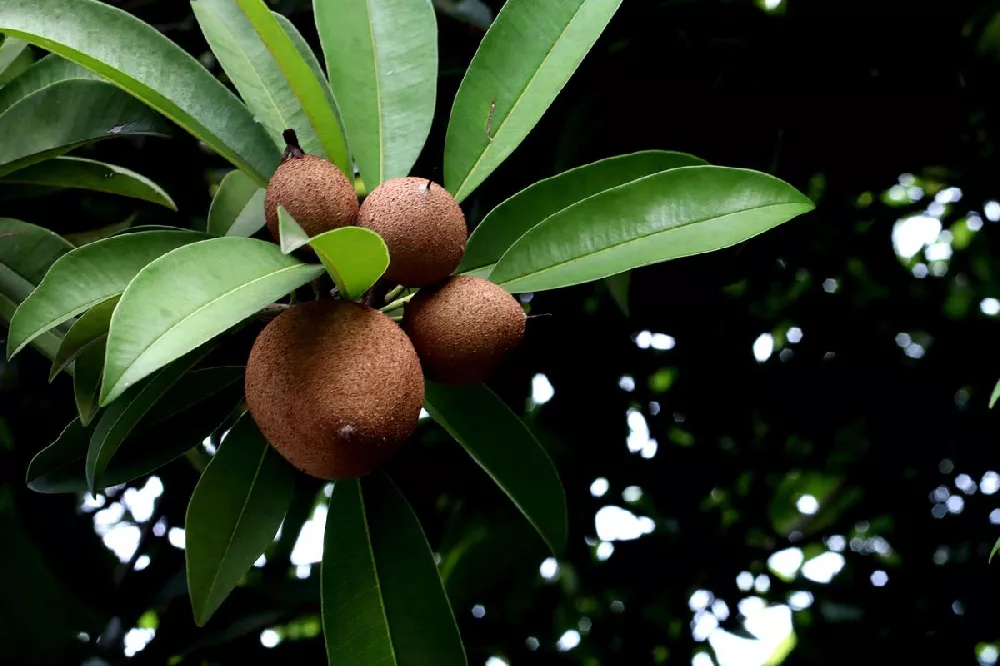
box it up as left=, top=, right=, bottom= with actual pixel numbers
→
left=496, top=200, right=811, bottom=286
left=364, top=0, right=384, bottom=184
left=198, top=445, right=268, bottom=622
left=359, top=482, right=400, bottom=666
left=0, top=29, right=270, bottom=185
left=198, top=3, right=290, bottom=141
left=88, top=365, right=169, bottom=491
left=453, top=0, right=590, bottom=201
left=425, top=399, right=562, bottom=554
left=105, top=261, right=316, bottom=403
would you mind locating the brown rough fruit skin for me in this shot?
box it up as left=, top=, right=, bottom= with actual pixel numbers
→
left=403, top=276, right=526, bottom=386
left=358, top=177, right=467, bottom=287
left=245, top=300, right=424, bottom=480
left=264, top=154, right=359, bottom=242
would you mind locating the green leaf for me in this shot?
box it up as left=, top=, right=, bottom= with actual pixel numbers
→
left=276, top=205, right=311, bottom=253
left=101, top=236, right=324, bottom=405
left=0, top=79, right=171, bottom=176
left=275, top=13, right=341, bottom=124
left=27, top=367, right=244, bottom=493
left=49, top=295, right=119, bottom=381
left=322, top=473, right=466, bottom=666
left=424, top=382, right=566, bottom=554
left=186, top=414, right=296, bottom=626
left=0, top=37, right=29, bottom=78
left=24, top=419, right=89, bottom=494
left=491, top=166, right=815, bottom=293
left=439, top=519, right=544, bottom=611
left=0, top=218, right=74, bottom=300
left=63, top=217, right=137, bottom=247
left=229, top=0, right=350, bottom=172
left=459, top=150, right=707, bottom=274
left=208, top=170, right=266, bottom=237
left=0, top=53, right=99, bottom=115
left=992, top=537, right=1000, bottom=563
left=444, top=0, right=623, bottom=202
left=3, top=157, right=173, bottom=209
left=315, top=0, right=438, bottom=185
left=7, top=229, right=208, bottom=359
left=193, top=0, right=329, bottom=159
left=73, top=343, right=104, bottom=426
left=86, top=346, right=210, bottom=492
left=1, top=296, right=62, bottom=361
left=605, top=271, right=629, bottom=316
left=0, top=38, right=33, bottom=85
left=278, top=207, right=388, bottom=300
left=0, top=219, right=71, bottom=361
left=0, top=0, right=281, bottom=184
left=0, top=293, right=60, bottom=361
left=2, top=157, right=175, bottom=209
left=990, top=379, right=1000, bottom=409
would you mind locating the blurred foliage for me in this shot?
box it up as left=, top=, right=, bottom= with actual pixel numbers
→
left=5, top=0, right=1000, bottom=664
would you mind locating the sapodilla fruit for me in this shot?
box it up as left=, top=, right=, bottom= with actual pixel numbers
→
left=358, top=177, right=467, bottom=287
left=245, top=300, right=424, bottom=480
left=263, top=129, right=359, bottom=242
left=403, top=275, right=526, bottom=386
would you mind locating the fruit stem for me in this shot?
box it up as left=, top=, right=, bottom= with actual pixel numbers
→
left=383, top=284, right=405, bottom=303
left=281, top=128, right=305, bottom=162
left=379, top=292, right=416, bottom=313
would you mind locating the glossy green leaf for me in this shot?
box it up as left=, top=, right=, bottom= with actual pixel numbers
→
left=278, top=207, right=388, bottom=300
left=444, top=0, right=623, bottom=202
left=49, top=295, right=119, bottom=381
left=322, top=473, right=466, bottom=666
left=275, top=13, right=341, bottom=122
left=459, top=151, right=707, bottom=275
left=2, top=157, right=176, bottom=209
left=0, top=51, right=33, bottom=87
left=24, top=419, right=88, bottom=494
left=992, top=537, right=1000, bottom=563
left=230, top=0, right=350, bottom=172
left=63, top=218, right=137, bottom=247
left=439, top=519, right=544, bottom=611
left=186, top=414, right=296, bottom=626
left=491, top=166, right=815, bottom=293
left=990, top=379, right=1000, bottom=409
left=73, top=343, right=104, bottom=426
left=0, top=79, right=171, bottom=176
left=7, top=229, right=207, bottom=359
left=0, top=54, right=98, bottom=115
left=424, top=382, right=566, bottom=554
left=0, top=219, right=71, bottom=361
left=193, top=0, right=328, bottom=158
left=0, top=218, right=74, bottom=301
left=27, top=368, right=244, bottom=493
left=0, top=293, right=61, bottom=361
left=0, top=37, right=29, bottom=76
left=86, top=346, right=209, bottom=493
left=0, top=37, right=31, bottom=84
left=101, top=237, right=324, bottom=405
left=207, top=170, right=266, bottom=237
left=0, top=0, right=281, bottom=184
left=315, top=0, right=438, bottom=185
left=605, top=271, right=629, bottom=316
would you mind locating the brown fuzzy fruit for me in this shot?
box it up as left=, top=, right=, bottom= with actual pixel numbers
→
left=245, top=300, right=424, bottom=480
left=402, top=276, right=526, bottom=386
left=358, top=177, right=467, bottom=287
left=263, top=135, right=359, bottom=243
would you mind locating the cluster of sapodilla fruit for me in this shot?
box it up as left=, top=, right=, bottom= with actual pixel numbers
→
left=244, top=130, right=526, bottom=481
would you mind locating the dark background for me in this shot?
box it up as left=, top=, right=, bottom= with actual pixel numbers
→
left=4, top=0, right=1000, bottom=664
